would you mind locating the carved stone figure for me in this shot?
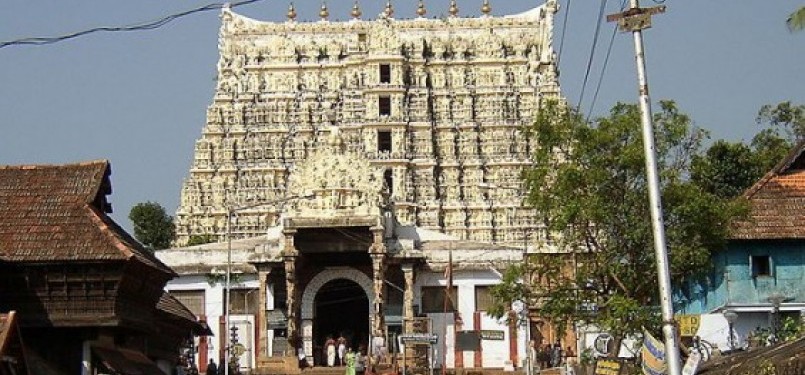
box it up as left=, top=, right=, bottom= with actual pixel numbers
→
left=175, top=4, right=559, bottom=246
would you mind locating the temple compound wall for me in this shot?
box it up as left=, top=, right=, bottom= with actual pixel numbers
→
left=175, top=1, right=562, bottom=247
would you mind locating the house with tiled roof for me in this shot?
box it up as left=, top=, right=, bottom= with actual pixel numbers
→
left=677, top=141, right=805, bottom=349
left=0, top=161, right=201, bottom=375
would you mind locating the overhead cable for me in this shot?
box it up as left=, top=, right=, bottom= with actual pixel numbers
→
left=577, top=0, right=609, bottom=111
left=586, top=0, right=629, bottom=122
left=0, top=0, right=263, bottom=50
left=556, top=0, right=573, bottom=65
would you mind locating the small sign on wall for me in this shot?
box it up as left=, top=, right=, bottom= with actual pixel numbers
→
left=676, top=315, right=701, bottom=337
left=456, top=331, right=480, bottom=351
left=479, top=330, right=505, bottom=340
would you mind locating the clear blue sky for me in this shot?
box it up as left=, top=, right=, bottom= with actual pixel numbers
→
left=1, top=0, right=803, bottom=232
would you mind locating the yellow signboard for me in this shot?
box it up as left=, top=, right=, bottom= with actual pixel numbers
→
left=676, top=315, right=701, bottom=337
left=594, top=359, right=623, bottom=375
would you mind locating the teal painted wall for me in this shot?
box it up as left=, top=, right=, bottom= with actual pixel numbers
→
left=676, top=240, right=805, bottom=314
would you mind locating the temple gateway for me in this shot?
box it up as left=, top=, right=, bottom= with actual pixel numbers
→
left=158, top=1, right=563, bottom=373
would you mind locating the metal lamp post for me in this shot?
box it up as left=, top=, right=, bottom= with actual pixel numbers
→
left=767, top=293, right=787, bottom=343
left=224, top=194, right=314, bottom=375
left=512, top=300, right=531, bottom=375
left=723, top=310, right=738, bottom=352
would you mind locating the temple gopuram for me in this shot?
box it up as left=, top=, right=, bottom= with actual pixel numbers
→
left=161, top=1, right=567, bottom=374
left=174, top=0, right=561, bottom=247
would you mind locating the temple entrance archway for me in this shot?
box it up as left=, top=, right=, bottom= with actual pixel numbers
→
left=300, top=267, right=374, bottom=365
left=313, top=279, right=369, bottom=365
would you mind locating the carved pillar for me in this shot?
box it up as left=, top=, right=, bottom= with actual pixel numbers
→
left=257, top=266, right=272, bottom=360
left=402, top=264, right=416, bottom=323
left=369, top=224, right=387, bottom=338
left=282, top=228, right=299, bottom=357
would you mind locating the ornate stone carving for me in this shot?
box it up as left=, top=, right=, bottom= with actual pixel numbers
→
left=175, top=4, right=559, bottom=246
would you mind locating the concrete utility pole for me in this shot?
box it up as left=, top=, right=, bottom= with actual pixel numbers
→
left=607, top=2, right=682, bottom=375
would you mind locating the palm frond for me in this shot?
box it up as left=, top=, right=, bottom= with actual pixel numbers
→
left=787, top=6, right=805, bottom=32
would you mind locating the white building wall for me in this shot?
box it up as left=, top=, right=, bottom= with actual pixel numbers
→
left=416, top=270, right=519, bottom=369
left=165, top=274, right=261, bottom=369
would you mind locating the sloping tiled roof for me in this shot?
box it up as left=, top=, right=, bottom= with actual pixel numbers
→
left=732, top=141, right=805, bottom=240
left=0, top=161, right=173, bottom=274
left=156, top=292, right=197, bottom=322
left=156, top=293, right=211, bottom=335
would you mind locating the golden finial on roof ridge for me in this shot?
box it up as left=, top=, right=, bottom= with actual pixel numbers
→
left=351, top=1, right=362, bottom=19
left=384, top=0, right=394, bottom=18
left=416, top=0, right=427, bottom=17
left=481, top=0, right=491, bottom=16
left=448, top=0, right=459, bottom=17
left=287, top=2, right=297, bottom=21
left=319, top=2, right=330, bottom=21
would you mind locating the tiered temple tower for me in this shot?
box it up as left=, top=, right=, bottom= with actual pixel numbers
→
left=175, top=1, right=561, bottom=246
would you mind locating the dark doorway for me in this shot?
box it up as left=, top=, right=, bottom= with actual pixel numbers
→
left=314, top=279, right=369, bottom=365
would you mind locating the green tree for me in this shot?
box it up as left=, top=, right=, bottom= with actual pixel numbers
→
left=128, top=201, right=175, bottom=250
left=489, top=101, right=744, bottom=353
left=187, top=234, right=218, bottom=246
left=692, top=102, right=803, bottom=200
left=757, top=101, right=805, bottom=141
left=788, top=6, right=805, bottom=32
left=691, top=140, right=764, bottom=199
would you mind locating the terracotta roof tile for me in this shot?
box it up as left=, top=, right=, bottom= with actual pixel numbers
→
left=732, top=141, right=805, bottom=240
left=156, top=292, right=197, bottom=322
left=0, top=161, right=174, bottom=275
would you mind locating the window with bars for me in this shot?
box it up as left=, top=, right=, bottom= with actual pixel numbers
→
left=225, top=288, right=260, bottom=315
left=421, top=286, right=458, bottom=313
left=170, top=290, right=206, bottom=317
left=474, top=285, right=495, bottom=312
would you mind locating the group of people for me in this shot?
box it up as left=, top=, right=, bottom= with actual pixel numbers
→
left=202, top=358, right=238, bottom=375
left=531, top=339, right=575, bottom=370
left=310, top=333, right=386, bottom=375
left=323, top=335, right=351, bottom=367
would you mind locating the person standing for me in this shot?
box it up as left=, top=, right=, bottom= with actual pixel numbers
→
left=355, top=346, right=366, bottom=375
left=344, top=348, right=356, bottom=375
left=206, top=359, right=218, bottom=375
left=337, top=335, right=347, bottom=366
left=550, top=340, right=562, bottom=368
left=326, top=336, right=337, bottom=367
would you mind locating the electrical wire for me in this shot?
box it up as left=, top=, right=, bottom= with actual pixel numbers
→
left=556, top=0, right=572, bottom=66
left=586, top=0, right=629, bottom=122
left=577, top=0, right=609, bottom=111
left=0, top=0, right=263, bottom=50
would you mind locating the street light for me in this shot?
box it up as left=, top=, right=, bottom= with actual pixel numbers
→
left=767, top=292, right=788, bottom=344
left=723, top=310, right=738, bottom=352
left=224, top=194, right=314, bottom=375
left=512, top=300, right=531, bottom=375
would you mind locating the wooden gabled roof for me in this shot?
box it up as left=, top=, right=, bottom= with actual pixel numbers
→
left=732, top=141, right=805, bottom=240
left=0, top=160, right=173, bottom=275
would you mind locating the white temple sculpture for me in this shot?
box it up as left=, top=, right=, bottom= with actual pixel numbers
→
left=175, top=2, right=561, bottom=247
left=164, top=2, right=566, bottom=373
